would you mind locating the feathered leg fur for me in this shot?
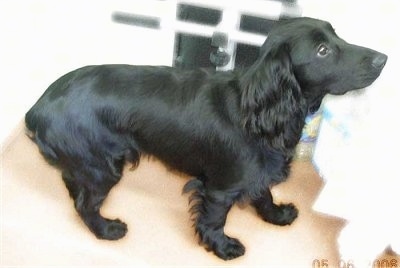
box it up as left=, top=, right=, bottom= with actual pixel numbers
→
left=183, top=178, right=245, bottom=260
left=62, top=168, right=128, bottom=240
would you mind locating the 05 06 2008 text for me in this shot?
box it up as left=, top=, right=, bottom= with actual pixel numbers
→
left=312, top=258, right=398, bottom=268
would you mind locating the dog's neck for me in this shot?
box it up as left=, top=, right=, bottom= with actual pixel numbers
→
left=238, top=63, right=309, bottom=154
left=244, top=93, right=308, bottom=155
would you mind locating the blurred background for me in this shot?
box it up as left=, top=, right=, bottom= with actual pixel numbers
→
left=1, top=0, right=399, bottom=266
left=0, top=0, right=398, bottom=146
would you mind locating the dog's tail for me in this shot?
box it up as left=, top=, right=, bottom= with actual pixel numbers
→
left=182, top=177, right=206, bottom=227
left=25, top=109, right=37, bottom=139
left=25, top=109, right=59, bottom=163
left=182, top=176, right=205, bottom=194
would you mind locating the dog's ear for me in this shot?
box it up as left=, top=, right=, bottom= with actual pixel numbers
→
left=240, top=43, right=307, bottom=150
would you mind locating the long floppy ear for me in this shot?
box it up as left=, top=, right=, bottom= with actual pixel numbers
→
left=240, top=43, right=307, bottom=151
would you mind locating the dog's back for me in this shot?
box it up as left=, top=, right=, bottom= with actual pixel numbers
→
left=25, top=64, right=226, bottom=173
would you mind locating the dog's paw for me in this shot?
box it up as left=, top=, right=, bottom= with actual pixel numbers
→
left=262, top=203, right=298, bottom=226
left=96, top=219, right=128, bottom=240
left=213, top=236, right=246, bottom=260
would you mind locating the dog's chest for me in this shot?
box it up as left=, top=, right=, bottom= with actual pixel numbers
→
left=241, top=149, right=291, bottom=198
left=260, top=149, right=292, bottom=182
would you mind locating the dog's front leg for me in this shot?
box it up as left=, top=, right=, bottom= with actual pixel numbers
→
left=185, top=180, right=245, bottom=260
left=251, top=187, right=298, bottom=226
left=196, top=192, right=245, bottom=260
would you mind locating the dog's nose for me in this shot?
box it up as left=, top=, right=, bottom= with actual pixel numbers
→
left=372, top=53, right=388, bottom=69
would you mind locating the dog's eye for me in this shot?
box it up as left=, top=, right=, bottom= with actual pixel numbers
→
left=317, top=44, right=330, bottom=57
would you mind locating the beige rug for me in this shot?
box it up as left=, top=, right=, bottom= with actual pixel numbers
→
left=1, top=122, right=346, bottom=266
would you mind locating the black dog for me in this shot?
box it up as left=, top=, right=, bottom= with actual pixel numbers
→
left=25, top=17, right=387, bottom=260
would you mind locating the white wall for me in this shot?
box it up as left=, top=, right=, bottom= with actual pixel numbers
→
left=300, top=0, right=399, bottom=218
left=300, top=0, right=400, bottom=262
left=0, top=0, right=176, bottom=148
left=2, top=0, right=399, bottom=155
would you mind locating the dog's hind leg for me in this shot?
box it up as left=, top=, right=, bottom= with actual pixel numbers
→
left=251, top=188, right=298, bottom=226
left=62, top=165, right=127, bottom=240
left=183, top=178, right=245, bottom=260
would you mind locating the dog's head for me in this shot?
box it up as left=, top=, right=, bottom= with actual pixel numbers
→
left=259, top=17, right=387, bottom=111
left=240, top=17, right=387, bottom=150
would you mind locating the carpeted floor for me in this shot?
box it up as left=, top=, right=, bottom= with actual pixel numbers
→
left=1, top=122, right=348, bottom=266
